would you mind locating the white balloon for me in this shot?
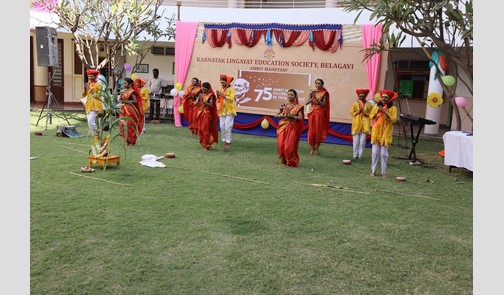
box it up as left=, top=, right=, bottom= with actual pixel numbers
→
left=178, top=90, right=185, bottom=97
left=170, top=88, right=179, bottom=96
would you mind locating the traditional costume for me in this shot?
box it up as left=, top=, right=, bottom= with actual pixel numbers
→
left=135, top=78, right=149, bottom=133
left=307, top=79, right=330, bottom=155
left=197, top=82, right=219, bottom=150
left=369, top=89, right=398, bottom=177
left=350, top=89, right=373, bottom=159
left=216, top=74, right=237, bottom=151
left=182, top=78, right=202, bottom=136
left=277, top=92, right=304, bottom=167
left=119, top=78, right=143, bottom=145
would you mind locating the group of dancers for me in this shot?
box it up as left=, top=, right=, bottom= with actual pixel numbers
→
left=83, top=69, right=398, bottom=177
left=273, top=78, right=398, bottom=178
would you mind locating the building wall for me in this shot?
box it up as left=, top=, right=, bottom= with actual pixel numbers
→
left=30, top=6, right=472, bottom=131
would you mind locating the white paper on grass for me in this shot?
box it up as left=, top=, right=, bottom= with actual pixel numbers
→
left=139, top=154, right=166, bottom=168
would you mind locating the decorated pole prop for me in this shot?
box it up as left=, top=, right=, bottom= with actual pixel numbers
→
left=424, top=50, right=447, bottom=134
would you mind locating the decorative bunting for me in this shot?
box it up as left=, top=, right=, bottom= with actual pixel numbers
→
left=203, top=23, right=343, bottom=51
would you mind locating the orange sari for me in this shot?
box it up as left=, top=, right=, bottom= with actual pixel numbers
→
left=197, top=91, right=218, bottom=149
left=277, top=103, right=304, bottom=167
left=307, top=87, right=330, bottom=148
left=119, top=87, right=142, bottom=145
left=182, top=83, right=201, bottom=135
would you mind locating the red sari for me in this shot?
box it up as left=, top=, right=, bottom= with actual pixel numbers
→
left=182, top=83, right=201, bottom=135
left=197, top=89, right=219, bottom=150
left=307, top=87, right=330, bottom=149
left=119, top=86, right=143, bottom=145
left=277, top=103, right=304, bottom=167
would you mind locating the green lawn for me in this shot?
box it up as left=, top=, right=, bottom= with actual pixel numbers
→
left=30, top=111, right=472, bottom=294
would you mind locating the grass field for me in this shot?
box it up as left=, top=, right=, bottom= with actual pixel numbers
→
left=30, top=111, right=472, bottom=294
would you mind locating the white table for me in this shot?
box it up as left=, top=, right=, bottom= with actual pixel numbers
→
left=442, top=131, right=473, bottom=171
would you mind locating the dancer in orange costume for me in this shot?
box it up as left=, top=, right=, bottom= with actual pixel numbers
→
left=306, top=78, right=330, bottom=155
left=195, top=82, right=219, bottom=151
left=119, top=77, right=143, bottom=146
left=275, top=89, right=304, bottom=167
left=181, top=77, right=201, bottom=136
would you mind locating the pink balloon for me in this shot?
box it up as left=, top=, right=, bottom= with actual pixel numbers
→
left=124, top=63, right=132, bottom=71
left=455, top=96, right=467, bottom=108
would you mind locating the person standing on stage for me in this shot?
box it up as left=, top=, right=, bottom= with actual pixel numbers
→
left=306, top=78, right=330, bottom=156
left=216, top=74, right=237, bottom=151
left=369, top=89, right=398, bottom=178
left=350, top=88, right=373, bottom=159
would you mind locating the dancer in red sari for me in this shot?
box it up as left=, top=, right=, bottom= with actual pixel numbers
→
left=181, top=77, right=201, bottom=136
left=195, top=82, right=219, bottom=151
left=306, top=78, right=330, bottom=156
left=119, top=77, right=143, bottom=146
left=275, top=89, right=304, bottom=167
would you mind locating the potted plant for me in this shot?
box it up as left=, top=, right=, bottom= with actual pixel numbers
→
left=85, top=78, right=141, bottom=170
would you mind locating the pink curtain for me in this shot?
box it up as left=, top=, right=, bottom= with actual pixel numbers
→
left=362, top=24, right=383, bottom=99
left=174, top=21, right=199, bottom=127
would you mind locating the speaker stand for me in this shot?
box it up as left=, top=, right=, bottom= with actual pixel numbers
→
left=394, top=96, right=410, bottom=148
left=36, top=69, right=70, bottom=130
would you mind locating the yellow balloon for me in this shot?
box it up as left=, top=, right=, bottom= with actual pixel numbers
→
left=175, top=83, right=183, bottom=91
left=261, top=118, right=269, bottom=129
left=131, top=73, right=138, bottom=81
left=373, top=92, right=381, bottom=103
left=178, top=105, right=184, bottom=114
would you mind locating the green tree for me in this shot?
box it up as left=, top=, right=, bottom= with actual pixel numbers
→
left=341, top=0, right=473, bottom=130
left=32, top=0, right=176, bottom=157
left=32, top=0, right=176, bottom=89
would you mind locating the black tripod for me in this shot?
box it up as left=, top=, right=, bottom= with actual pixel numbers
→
left=395, top=96, right=410, bottom=148
left=36, top=68, right=70, bottom=130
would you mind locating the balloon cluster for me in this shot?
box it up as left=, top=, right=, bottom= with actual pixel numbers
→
left=170, top=83, right=184, bottom=97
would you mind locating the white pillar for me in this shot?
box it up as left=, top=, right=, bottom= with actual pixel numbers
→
left=424, top=58, right=445, bottom=134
